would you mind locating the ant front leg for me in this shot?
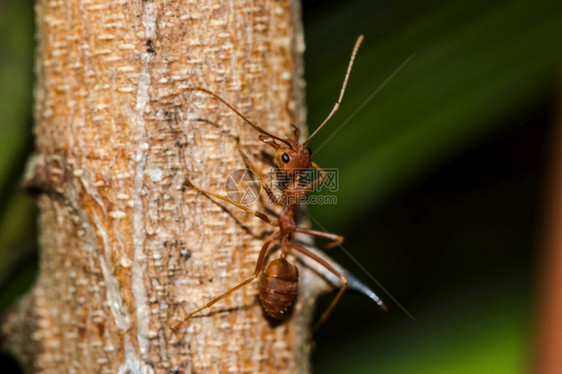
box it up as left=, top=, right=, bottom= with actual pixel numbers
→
left=173, top=233, right=279, bottom=331
left=301, top=162, right=327, bottom=194
left=291, top=242, right=348, bottom=332
left=184, top=179, right=275, bottom=225
left=234, top=144, right=284, bottom=207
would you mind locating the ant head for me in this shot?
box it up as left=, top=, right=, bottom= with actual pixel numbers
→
left=259, top=135, right=312, bottom=176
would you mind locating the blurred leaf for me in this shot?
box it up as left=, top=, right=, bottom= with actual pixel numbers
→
left=305, top=0, right=562, bottom=227
left=0, top=0, right=36, bottom=312
left=315, top=279, right=529, bottom=374
left=0, top=0, right=34, bottom=183
left=302, top=0, right=555, bottom=372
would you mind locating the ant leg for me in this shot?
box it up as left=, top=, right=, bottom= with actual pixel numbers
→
left=301, top=162, right=327, bottom=194
left=293, top=227, right=344, bottom=249
left=235, top=145, right=282, bottom=206
left=173, top=233, right=279, bottom=331
left=180, top=116, right=280, bottom=206
left=184, top=179, right=275, bottom=225
left=290, top=242, right=348, bottom=332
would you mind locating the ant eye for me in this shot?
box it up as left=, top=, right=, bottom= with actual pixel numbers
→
left=281, top=153, right=290, bottom=163
left=306, top=147, right=312, bottom=156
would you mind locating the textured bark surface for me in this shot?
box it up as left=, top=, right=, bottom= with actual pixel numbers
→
left=2, top=0, right=323, bottom=372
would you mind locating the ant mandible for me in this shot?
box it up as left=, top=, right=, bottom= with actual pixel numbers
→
left=177, top=35, right=385, bottom=331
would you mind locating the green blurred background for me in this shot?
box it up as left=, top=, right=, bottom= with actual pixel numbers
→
left=1, top=0, right=561, bottom=372
left=0, top=0, right=37, bottom=331
left=303, top=0, right=561, bottom=373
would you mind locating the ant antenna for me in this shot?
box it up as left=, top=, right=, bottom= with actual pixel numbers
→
left=304, top=35, right=364, bottom=145
left=187, top=87, right=293, bottom=148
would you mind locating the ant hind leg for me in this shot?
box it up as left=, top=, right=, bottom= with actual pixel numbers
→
left=290, top=242, right=348, bottom=332
left=173, top=233, right=279, bottom=331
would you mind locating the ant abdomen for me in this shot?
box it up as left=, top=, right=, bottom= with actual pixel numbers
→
left=258, top=258, right=299, bottom=319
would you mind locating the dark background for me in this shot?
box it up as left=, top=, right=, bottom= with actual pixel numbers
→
left=302, top=0, right=560, bottom=373
left=0, top=0, right=561, bottom=372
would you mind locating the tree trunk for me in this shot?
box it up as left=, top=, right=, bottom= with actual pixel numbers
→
left=2, top=0, right=323, bottom=372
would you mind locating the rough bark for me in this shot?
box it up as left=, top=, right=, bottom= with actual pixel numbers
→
left=2, top=0, right=324, bottom=372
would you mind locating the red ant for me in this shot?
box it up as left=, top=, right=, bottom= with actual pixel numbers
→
left=177, top=35, right=385, bottom=330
